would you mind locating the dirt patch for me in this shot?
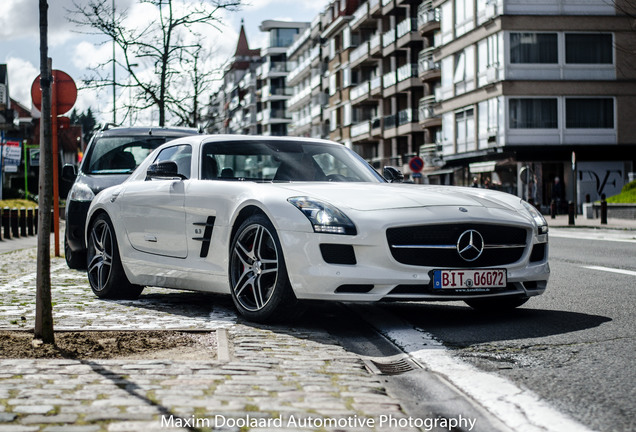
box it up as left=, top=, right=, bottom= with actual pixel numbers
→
left=0, top=330, right=217, bottom=360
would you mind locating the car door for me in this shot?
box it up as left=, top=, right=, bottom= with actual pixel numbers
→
left=119, top=144, right=191, bottom=258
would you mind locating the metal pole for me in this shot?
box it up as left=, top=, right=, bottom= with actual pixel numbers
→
left=112, top=0, right=116, bottom=125
left=52, top=71, right=60, bottom=257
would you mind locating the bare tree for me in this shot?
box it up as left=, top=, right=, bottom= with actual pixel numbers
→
left=68, top=0, right=241, bottom=126
left=35, top=0, right=55, bottom=345
left=167, top=43, right=221, bottom=127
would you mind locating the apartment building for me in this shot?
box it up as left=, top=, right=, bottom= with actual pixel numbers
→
left=256, top=20, right=310, bottom=136
left=426, top=0, right=636, bottom=209
left=286, top=14, right=329, bottom=139
left=285, top=0, right=425, bottom=174
left=207, top=23, right=262, bottom=135
left=208, top=20, right=308, bottom=136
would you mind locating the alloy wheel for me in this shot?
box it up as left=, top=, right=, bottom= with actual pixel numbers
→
left=87, top=219, right=113, bottom=293
left=230, top=224, right=279, bottom=311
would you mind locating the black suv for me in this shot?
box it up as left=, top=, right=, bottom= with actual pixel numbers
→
left=63, top=125, right=200, bottom=269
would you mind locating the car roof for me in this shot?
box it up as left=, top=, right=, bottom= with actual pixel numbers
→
left=95, top=126, right=200, bottom=138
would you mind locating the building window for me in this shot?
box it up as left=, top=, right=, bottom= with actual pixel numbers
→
left=455, top=0, right=475, bottom=37
left=509, top=98, right=558, bottom=129
left=455, top=108, right=475, bottom=153
left=566, top=98, right=614, bottom=128
left=565, top=34, right=612, bottom=64
left=510, top=33, right=557, bottom=64
left=270, top=28, right=299, bottom=48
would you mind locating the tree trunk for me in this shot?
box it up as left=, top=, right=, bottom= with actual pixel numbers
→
left=35, top=0, right=55, bottom=344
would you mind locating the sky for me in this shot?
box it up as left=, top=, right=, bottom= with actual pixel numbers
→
left=1, top=0, right=329, bottom=125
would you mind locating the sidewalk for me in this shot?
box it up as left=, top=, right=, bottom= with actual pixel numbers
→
left=0, top=247, right=414, bottom=432
left=547, top=214, right=636, bottom=230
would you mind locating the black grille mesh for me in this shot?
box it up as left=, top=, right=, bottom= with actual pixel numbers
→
left=387, top=224, right=528, bottom=268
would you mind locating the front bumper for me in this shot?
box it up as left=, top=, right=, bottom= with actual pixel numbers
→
left=276, top=207, right=549, bottom=303
left=65, top=200, right=92, bottom=252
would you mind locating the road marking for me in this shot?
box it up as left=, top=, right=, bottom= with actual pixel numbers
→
left=581, top=265, right=636, bottom=277
left=356, top=306, right=593, bottom=432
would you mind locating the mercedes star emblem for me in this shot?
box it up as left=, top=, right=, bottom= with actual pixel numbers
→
left=456, top=229, right=484, bottom=262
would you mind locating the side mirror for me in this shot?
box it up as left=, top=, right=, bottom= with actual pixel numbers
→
left=383, top=166, right=404, bottom=183
left=146, top=161, right=186, bottom=180
left=62, top=164, right=77, bottom=182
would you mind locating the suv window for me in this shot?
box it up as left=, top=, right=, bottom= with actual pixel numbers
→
left=83, top=136, right=169, bottom=174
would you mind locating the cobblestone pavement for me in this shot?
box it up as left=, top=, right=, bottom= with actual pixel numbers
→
left=0, top=248, right=415, bottom=432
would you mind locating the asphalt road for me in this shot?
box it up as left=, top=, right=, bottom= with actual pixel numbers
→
left=380, top=230, right=636, bottom=432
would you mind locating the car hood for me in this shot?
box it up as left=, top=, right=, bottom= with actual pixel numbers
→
left=77, top=172, right=131, bottom=196
left=274, top=182, right=521, bottom=212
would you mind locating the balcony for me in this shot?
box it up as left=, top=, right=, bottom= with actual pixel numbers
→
left=287, top=56, right=312, bottom=85
left=350, top=81, right=370, bottom=102
left=287, top=86, right=312, bottom=111
left=418, top=48, right=441, bottom=82
left=382, top=27, right=395, bottom=48
left=310, top=74, right=321, bottom=90
left=383, top=70, right=396, bottom=88
left=259, top=61, right=289, bottom=78
left=384, top=114, right=397, bottom=131
left=397, top=18, right=416, bottom=39
left=398, top=108, right=417, bottom=126
left=351, top=120, right=371, bottom=138
left=417, top=2, right=440, bottom=35
left=350, top=2, right=369, bottom=29
left=397, top=63, right=418, bottom=82
left=369, top=33, right=381, bottom=52
left=418, top=95, right=441, bottom=128
left=350, top=41, right=370, bottom=66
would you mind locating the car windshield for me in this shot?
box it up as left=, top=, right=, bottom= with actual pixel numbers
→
left=83, top=136, right=169, bottom=175
left=201, top=140, right=384, bottom=183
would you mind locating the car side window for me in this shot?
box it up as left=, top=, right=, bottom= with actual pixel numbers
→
left=153, top=144, right=192, bottom=179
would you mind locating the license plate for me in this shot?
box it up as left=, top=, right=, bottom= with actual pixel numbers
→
left=433, top=269, right=507, bottom=289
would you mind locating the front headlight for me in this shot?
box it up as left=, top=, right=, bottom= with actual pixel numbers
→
left=68, top=183, right=95, bottom=202
left=521, top=200, right=548, bottom=234
left=288, top=197, right=357, bottom=235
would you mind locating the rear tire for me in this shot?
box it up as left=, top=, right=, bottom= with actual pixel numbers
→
left=465, top=296, right=529, bottom=311
left=86, top=213, right=143, bottom=300
left=229, top=214, right=302, bottom=322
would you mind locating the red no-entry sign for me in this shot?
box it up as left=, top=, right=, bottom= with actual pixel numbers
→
left=31, top=70, right=77, bottom=115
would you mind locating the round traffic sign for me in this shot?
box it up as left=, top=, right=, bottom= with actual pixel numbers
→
left=31, top=70, right=78, bottom=115
left=409, top=156, right=424, bottom=173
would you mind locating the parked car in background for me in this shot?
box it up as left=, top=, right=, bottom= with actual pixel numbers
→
left=84, top=135, right=550, bottom=322
left=63, top=125, right=200, bottom=269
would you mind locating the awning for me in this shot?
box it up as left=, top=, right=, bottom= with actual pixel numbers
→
left=469, top=161, right=497, bottom=173
left=423, top=168, right=455, bottom=176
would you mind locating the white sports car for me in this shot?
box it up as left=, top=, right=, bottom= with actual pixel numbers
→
left=85, top=135, right=550, bottom=322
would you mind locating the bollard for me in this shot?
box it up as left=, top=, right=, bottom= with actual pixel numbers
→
left=20, top=208, right=27, bottom=237
left=550, top=200, right=556, bottom=219
left=27, top=208, right=34, bottom=236
left=568, top=201, right=575, bottom=226
left=2, top=207, right=11, bottom=240
left=0, top=208, right=3, bottom=241
left=11, top=208, right=20, bottom=238
left=34, top=208, right=38, bottom=234
left=601, top=199, right=608, bottom=225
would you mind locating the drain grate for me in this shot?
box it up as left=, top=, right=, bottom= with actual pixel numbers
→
left=363, top=356, right=421, bottom=375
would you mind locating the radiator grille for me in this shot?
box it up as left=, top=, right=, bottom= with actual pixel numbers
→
left=387, top=224, right=528, bottom=268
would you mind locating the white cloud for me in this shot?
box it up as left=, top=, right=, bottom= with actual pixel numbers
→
left=6, top=57, right=39, bottom=109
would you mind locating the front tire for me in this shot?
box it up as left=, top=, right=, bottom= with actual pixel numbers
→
left=229, top=214, right=300, bottom=322
left=465, top=296, right=529, bottom=312
left=86, top=213, right=143, bottom=300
